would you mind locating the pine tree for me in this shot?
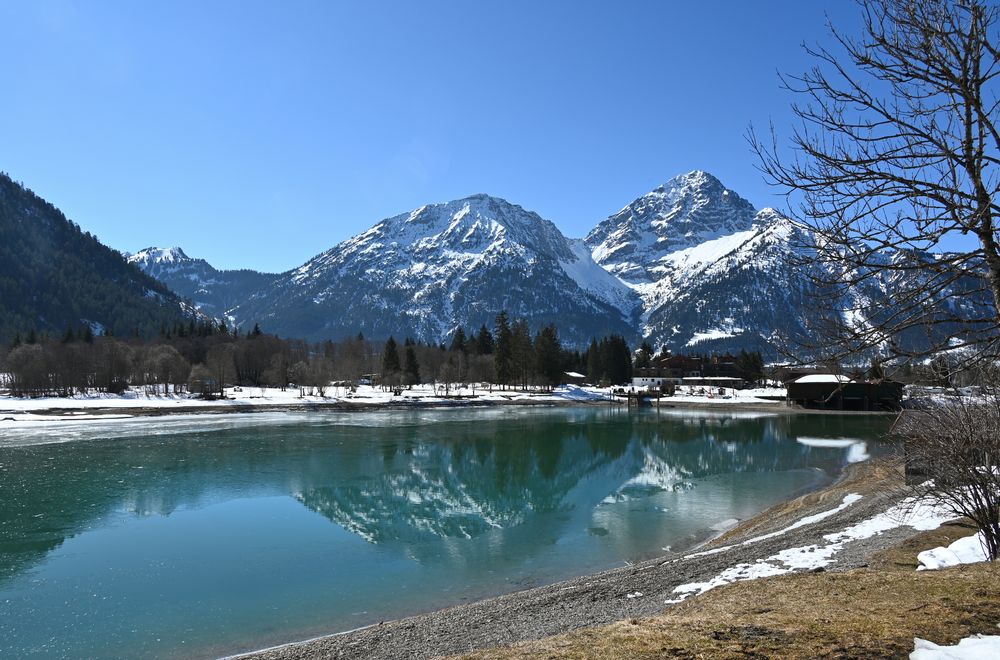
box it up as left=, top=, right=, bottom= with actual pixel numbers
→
left=586, top=338, right=600, bottom=383
left=494, top=311, right=513, bottom=389
left=382, top=336, right=401, bottom=376
left=534, top=324, right=563, bottom=390
left=450, top=327, right=467, bottom=353
left=403, top=346, right=421, bottom=386
left=511, top=319, right=533, bottom=390
left=475, top=324, right=494, bottom=355
left=635, top=341, right=654, bottom=369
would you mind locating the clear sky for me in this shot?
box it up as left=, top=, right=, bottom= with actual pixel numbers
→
left=0, top=1, right=862, bottom=272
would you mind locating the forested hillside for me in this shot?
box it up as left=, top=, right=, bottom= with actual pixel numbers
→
left=0, top=173, right=195, bottom=341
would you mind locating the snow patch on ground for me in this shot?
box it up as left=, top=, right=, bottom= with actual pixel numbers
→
left=687, top=493, right=865, bottom=559
left=917, top=532, right=989, bottom=571
left=667, top=494, right=960, bottom=604
left=911, top=632, right=1000, bottom=659
left=686, top=327, right=741, bottom=346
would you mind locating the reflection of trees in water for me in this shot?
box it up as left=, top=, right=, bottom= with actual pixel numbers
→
left=0, top=412, right=891, bottom=583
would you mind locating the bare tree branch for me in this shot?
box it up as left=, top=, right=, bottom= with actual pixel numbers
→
left=751, top=0, right=1000, bottom=370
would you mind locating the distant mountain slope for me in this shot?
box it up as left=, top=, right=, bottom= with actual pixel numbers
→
left=127, top=247, right=278, bottom=322
left=638, top=209, right=818, bottom=353
left=0, top=173, right=196, bottom=341
left=233, top=194, right=639, bottom=345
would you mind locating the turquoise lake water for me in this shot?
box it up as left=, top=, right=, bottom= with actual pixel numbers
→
left=0, top=407, right=891, bottom=658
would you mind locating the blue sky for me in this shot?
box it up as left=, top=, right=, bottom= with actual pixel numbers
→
left=0, top=1, right=861, bottom=272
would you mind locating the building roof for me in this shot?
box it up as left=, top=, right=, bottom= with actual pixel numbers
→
left=793, top=374, right=852, bottom=384
left=681, top=376, right=743, bottom=381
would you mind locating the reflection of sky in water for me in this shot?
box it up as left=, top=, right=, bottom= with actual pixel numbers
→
left=0, top=408, right=891, bottom=659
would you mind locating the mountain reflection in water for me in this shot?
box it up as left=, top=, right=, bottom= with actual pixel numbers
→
left=0, top=408, right=891, bottom=659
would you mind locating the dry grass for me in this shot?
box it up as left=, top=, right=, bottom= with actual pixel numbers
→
left=451, top=498, right=999, bottom=660
left=453, top=563, right=999, bottom=659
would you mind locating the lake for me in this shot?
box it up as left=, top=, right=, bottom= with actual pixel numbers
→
left=0, top=407, right=891, bottom=658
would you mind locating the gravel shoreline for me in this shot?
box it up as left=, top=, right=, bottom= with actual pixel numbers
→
left=231, top=460, right=913, bottom=660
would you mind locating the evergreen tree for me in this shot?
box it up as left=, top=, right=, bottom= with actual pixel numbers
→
left=511, top=319, right=533, bottom=389
left=382, top=336, right=401, bottom=376
left=475, top=324, right=494, bottom=355
left=586, top=338, right=600, bottom=382
left=403, top=345, right=421, bottom=386
left=635, top=341, right=654, bottom=369
left=534, top=324, right=563, bottom=389
left=450, top=327, right=467, bottom=353
left=494, top=311, right=513, bottom=389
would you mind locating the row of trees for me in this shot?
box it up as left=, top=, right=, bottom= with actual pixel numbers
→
left=376, top=314, right=634, bottom=391
left=0, top=313, right=639, bottom=398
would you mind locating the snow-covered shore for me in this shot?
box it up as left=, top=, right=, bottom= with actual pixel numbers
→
left=0, top=384, right=786, bottom=423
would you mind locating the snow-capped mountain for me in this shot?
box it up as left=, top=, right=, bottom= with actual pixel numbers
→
left=232, top=194, right=638, bottom=345
left=585, top=171, right=993, bottom=354
left=583, top=171, right=818, bottom=351
left=127, top=247, right=278, bottom=322
left=586, top=171, right=758, bottom=284
left=128, top=170, right=990, bottom=356
left=638, top=208, right=818, bottom=353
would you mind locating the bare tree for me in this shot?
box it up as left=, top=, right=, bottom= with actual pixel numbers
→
left=894, top=391, right=1000, bottom=560
left=751, top=0, right=1000, bottom=369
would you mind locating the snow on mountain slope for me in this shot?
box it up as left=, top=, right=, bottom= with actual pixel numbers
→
left=234, top=195, right=638, bottom=345
left=638, top=209, right=817, bottom=352
left=560, top=239, right=639, bottom=318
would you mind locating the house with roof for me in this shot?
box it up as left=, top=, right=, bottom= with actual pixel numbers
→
left=786, top=373, right=904, bottom=410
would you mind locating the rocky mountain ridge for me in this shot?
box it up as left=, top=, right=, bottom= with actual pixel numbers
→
left=126, top=247, right=278, bottom=321
left=130, top=170, right=988, bottom=355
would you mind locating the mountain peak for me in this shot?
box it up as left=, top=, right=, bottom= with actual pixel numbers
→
left=654, top=169, right=721, bottom=193
left=585, top=172, right=757, bottom=283
left=130, top=246, right=190, bottom=264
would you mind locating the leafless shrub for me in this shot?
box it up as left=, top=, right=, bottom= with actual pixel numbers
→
left=893, top=391, right=1000, bottom=560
